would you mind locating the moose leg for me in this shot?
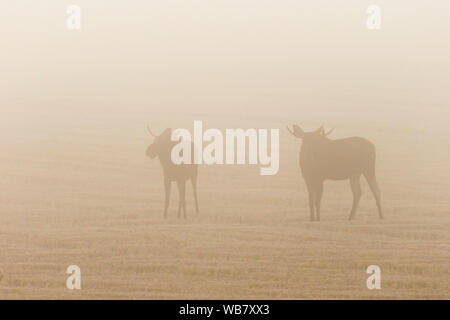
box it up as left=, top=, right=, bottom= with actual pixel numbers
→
left=349, top=175, right=362, bottom=220
left=306, top=183, right=315, bottom=221
left=364, top=173, right=383, bottom=219
left=191, top=177, right=199, bottom=214
left=177, top=180, right=186, bottom=219
left=315, top=181, right=324, bottom=221
left=163, top=178, right=171, bottom=218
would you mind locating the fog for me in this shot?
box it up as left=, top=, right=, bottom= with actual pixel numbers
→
left=0, top=1, right=449, bottom=299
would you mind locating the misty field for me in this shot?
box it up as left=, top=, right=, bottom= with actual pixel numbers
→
left=0, top=109, right=448, bottom=300
left=2, top=0, right=450, bottom=301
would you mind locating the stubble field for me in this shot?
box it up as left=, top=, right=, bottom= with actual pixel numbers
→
left=0, top=108, right=448, bottom=299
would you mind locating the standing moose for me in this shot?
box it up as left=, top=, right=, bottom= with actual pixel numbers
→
left=287, top=125, right=383, bottom=221
left=146, top=127, right=199, bottom=218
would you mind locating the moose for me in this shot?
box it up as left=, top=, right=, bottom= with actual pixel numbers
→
left=146, top=127, right=199, bottom=218
left=287, top=125, right=383, bottom=221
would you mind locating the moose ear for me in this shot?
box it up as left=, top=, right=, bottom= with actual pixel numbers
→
left=293, top=125, right=305, bottom=137
left=160, top=128, right=172, bottom=139
left=314, top=126, right=324, bottom=135
left=287, top=125, right=304, bottom=138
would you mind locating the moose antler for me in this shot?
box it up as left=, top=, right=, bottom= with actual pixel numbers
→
left=286, top=126, right=295, bottom=136
left=323, top=128, right=334, bottom=137
left=147, top=126, right=157, bottom=137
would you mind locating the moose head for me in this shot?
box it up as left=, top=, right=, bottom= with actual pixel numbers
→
left=146, top=127, right=172, bottom=159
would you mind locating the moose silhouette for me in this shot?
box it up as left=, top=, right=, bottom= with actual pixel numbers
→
left=146, top=127, right=199, bottom=219
left=288, top=125, right=383, bottom=221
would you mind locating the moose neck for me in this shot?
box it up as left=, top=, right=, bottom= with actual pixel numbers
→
left=300, top=137, right=332, bottom=163
left=158, top=142, right=177, bottom=169
left=301, top=137, right=331, bottom=150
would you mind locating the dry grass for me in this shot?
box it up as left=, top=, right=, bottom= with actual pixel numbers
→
left=0, top=112, right=449, bottom=299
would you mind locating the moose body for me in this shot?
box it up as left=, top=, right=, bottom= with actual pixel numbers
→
left=288, top=125, right=383, bottom=221
left=146, top=127, right=199, bottom=218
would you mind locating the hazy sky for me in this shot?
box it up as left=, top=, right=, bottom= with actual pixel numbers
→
left=1, top=1, right=449, bottom=123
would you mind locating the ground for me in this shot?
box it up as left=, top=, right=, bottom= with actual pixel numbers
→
left=0, top=111, right=448, bottom=299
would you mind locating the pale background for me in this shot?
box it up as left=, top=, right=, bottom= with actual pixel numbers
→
left=0, top=1, right=449, bottom=299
